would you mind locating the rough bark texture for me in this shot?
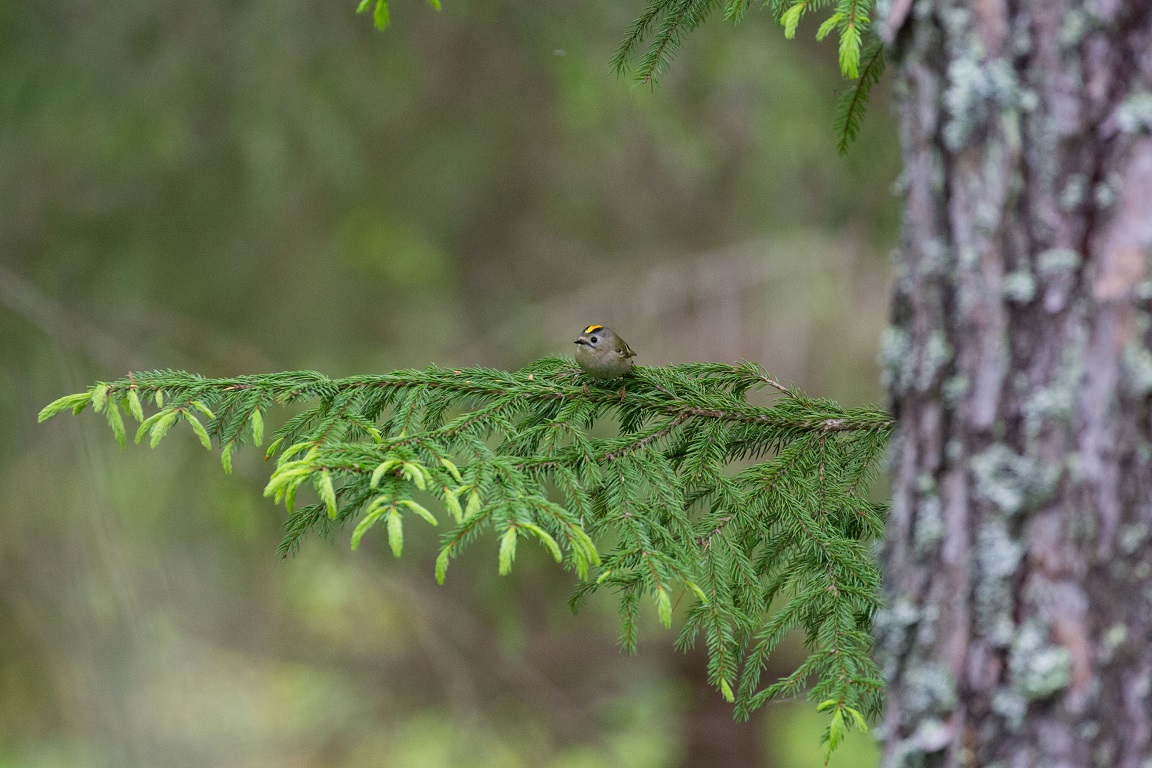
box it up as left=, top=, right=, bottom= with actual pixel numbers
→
left=877, top=0, right=1152, bottom=765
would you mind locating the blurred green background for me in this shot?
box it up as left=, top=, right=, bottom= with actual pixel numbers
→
left=1, top=0, right=899, bottom=765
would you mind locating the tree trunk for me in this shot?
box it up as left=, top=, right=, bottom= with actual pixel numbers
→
left=877, top=0, right=1152, bottom=765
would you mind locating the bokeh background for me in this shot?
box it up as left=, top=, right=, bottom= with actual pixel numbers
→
left=1, top=0, right=900, bottom=765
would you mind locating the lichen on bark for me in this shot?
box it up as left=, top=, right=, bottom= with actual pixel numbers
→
left=877, top=0, right=1152, bottom=765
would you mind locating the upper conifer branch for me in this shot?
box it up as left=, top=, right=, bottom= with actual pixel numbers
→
left=41, top=357, right=890, bottom=755
left=610, top=0, right=883, bottom=152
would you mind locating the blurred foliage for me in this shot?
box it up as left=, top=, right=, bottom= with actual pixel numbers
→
left=2, top=0, right=898, bottom=765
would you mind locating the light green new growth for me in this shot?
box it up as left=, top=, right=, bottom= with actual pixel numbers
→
left=355, top=0, right=440, bottom=31
left=41, top=359, right=891, bottom=755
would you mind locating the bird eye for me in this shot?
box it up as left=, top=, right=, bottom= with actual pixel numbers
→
left=590, top=336, right=598, bottom=343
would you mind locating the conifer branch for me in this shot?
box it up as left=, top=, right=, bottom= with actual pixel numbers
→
left=41, top=357, right=891, bottom=752
left=612, top=0, right=721, bottom=85
left=834, top=35, right=885, bottom=154
left=611, top=0, right=881, bottom=152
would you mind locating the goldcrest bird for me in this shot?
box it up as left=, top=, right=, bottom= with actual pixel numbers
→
left=573, top=325, right=636, bottom=380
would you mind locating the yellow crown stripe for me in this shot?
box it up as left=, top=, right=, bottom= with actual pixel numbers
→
left=583, top=325, right=604, bottom=334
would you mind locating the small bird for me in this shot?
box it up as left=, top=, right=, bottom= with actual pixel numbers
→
left=573, top=324, right=636, bottom=380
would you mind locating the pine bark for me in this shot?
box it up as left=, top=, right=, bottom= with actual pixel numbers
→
left=878, top=0, right=1152, bottom=765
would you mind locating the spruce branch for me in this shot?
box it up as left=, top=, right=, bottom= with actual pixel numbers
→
left=610, top=0, right=882, bottom=152
left=41, top=357, right=891, bottom=754
left=612, top=0, right=721, bottom=85
left=834, top=34, right=885, bottom=154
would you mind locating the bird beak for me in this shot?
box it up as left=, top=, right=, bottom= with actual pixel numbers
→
left=574, top=339, right=587, bottom=346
